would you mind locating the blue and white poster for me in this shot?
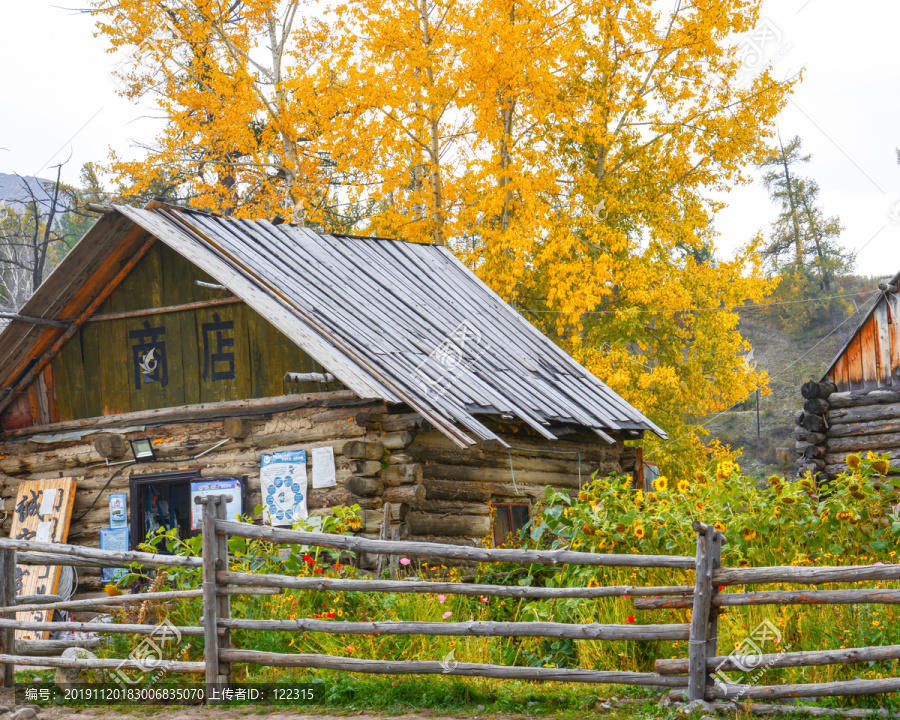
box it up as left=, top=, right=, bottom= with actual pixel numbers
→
left=260, top=450, right=308, bottom=526
left=190, top=479, right=244, bottom=530
left=109, top=492, right=128, bottom=529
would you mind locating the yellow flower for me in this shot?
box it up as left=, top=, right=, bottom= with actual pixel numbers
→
left=695, top=501, right=704, bottom=513
left=634, top=525, right=646, bottom=540
left=767, top=475, right=781, bottom=486
left=836, top=511, right=852, bottom=521
left=714, top=521, right=726, bottom=533
left=652, top=476, right=669, bottom=492
left=872, top=460, right=889, bottom=475
left=846, top=454, right=861, bottom=469
left=676, top=479, right=690, bottom=493
left=104, top=584, right=121, bottom=597
left=587, top=578, right=600, bottom=588
left=635, top=490, right=644, bottom=505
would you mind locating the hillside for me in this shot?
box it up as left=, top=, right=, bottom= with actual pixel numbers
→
left=705, top=285, right=881, bottom=479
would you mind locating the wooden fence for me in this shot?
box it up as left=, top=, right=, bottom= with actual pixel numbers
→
left=0, top=496, right=896, bottom=709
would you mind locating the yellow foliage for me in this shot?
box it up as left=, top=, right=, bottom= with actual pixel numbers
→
left=90, top=0, right=793, bottom=474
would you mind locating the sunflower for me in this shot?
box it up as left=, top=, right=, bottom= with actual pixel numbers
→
left=780, top=496, right=796, bottom=505
left=848, top=483, right=861, bottom=493
left=798, top=478, right=814, bottom=491
left=767, top=475, right=781, bottom=486
left=634, top=526, right=646, bottom=540
left=587, top=577, right=600, bottom=588
left=695, top=501, right=705, bottom=513
left=714, top=521, right=726, bottom=533
left=873, top=460, right=889, bottom=475
left=738, top=558, right=750, bottom=567
left=836, top=511, right=853, bottom=521
left=652, top=476, right=669, bottom=492
left=578, top=492, right=589, bottom=502
left=846, top=454, right=862, bottom=470
left=635, top=490, right=644, bottom=505
left=676, top=479, right=691, bottom=493
left=742, top=527, right=756, bottom=541
left=851, top=492, right=865, bottom=501
left=582, top=524, right=593, bottom=535
left=695, top=472, right=706, bottom=484
left=658, top=499, right=671, bottom=509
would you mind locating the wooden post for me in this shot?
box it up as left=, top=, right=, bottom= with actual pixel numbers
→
left=0, top=549, right=15, bottom=687
left=214, top=498, right=232, bottom=689
left=688, top=522, right=713, bottom=701
left=705, top=530, right=723, bottom=691
left=375, top=503, right=391, bottom=577
left=198, top=496, right=226, bottom=704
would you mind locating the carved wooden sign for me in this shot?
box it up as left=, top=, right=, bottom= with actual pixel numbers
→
left=10, top=478, right=77, bottom=639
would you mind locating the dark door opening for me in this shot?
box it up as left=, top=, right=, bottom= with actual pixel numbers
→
left=128, top=470, right=248, bottom=551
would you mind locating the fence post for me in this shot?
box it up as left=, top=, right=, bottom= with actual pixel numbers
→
left=0, top=548, right=15, bottom=687
left=688, top=521, right=714, bottom=701
left=214, top=498, right=232, bottom=689
left=705, top=530, right=723, bottom=689
left=198, top=496, right=225, bottom=704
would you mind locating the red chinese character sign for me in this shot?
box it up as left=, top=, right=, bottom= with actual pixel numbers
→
left=9, top=478, right=77, bottom=639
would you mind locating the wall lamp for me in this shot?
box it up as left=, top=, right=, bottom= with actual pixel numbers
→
left=129, top=438, right=157, bottom=463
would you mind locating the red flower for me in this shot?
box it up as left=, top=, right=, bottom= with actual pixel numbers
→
left=314, top=568, right=323, bottom=574
left=326, top=612, right=336, bottom=618
left=302, top=554, right=314, bottom=563
left=625, top=616, right=636, bottom=624
left=335, top=563, right=343, bottom=570
left=718, top=586, right=725, bottom=592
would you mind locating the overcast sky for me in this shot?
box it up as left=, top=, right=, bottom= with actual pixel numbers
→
left=1, top=0, right=897, bottom=278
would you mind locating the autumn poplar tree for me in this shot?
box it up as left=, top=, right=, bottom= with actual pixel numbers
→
left=93, top=0, right=795, bottom=474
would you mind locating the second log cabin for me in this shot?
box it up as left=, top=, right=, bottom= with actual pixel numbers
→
left=0, top=202, right=664, bottom=594
left=796, top=273, right=900, bottom=478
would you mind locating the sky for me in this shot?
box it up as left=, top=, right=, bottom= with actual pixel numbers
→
left=0, top=0, right=898, bottom=278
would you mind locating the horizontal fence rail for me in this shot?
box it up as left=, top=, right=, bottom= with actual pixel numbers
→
left=635, top=588, right=900, bottom=610
left=217, top=649, right=690, bottom=687
left=217, top=570, right=693, bottom=599
left=216, top=519, right=695, bottom=568
left=217, top=618, right=691, bottom=641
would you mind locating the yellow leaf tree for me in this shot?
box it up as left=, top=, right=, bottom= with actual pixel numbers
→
left=92, top=0, right=794, bottom=474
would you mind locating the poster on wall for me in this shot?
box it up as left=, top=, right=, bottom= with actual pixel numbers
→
left=260, top=450, right=308, bottom=526
left=190, top=479, right=243, bottom=530
left=311, top=446, right=336, bottom=488
left=109, top=493, right=128, bottom=528
left=100, top=528, right=129, bottom=583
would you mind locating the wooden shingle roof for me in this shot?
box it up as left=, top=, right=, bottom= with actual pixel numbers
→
left=0, top=204, right=665, bottom=447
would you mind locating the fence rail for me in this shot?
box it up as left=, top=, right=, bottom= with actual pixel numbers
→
left=0, top=496, right=894, bottom=710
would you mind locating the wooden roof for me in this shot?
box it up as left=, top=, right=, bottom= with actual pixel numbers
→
left=0, top=204, right=665, bottom=447
left=821, top=274, right=900, bottom=393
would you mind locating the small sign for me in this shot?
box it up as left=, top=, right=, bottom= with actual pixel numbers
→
left=100, top=528, right=129, bottom=584
left=38, top=490, right=57, bottom=517
left=311, top=446, right=336, bottom=488
left=109, top=493, right=127, bottom=528
left=260, top=450, right=308, bottom=526
left=190, top=479, right=243, bottom=530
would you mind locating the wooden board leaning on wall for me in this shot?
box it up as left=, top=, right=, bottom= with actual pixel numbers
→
left=9, top=478, right=77, bottom=640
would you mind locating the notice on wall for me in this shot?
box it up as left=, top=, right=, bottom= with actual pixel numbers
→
left=100, top=527, right=129, bottom=584
left=260, top=450, right=308, bottom=526
left=109, top=492, right=127, bottom=528
left=9, top=477, right=77, bottom=640
left=311, top=446, right=337, bottom=489
left=190, top=479, right=244, bottom=530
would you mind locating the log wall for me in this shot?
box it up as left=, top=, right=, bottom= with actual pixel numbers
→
left=796, top=384, right=900, bottom=478
left=0, top=391, right=637, bottom=588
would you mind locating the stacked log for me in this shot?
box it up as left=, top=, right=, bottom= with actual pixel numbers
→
left=823, top=390, right=900, bottom=476
left=795, top=381, right=836, bottom=479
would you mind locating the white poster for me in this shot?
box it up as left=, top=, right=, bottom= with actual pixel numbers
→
left=311, top=446, right=337, bottom=488
left=260, top=450, right=308, bottom=526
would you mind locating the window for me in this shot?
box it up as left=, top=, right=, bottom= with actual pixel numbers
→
left=493, top=503, right=530, bottom=546
left=128, top=470, right=248, bottom=551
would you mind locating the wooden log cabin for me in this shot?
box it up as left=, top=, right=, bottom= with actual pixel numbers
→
left=796, top=274, right=900, bottom=479
left=0, top=202, right=664, bottom=594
